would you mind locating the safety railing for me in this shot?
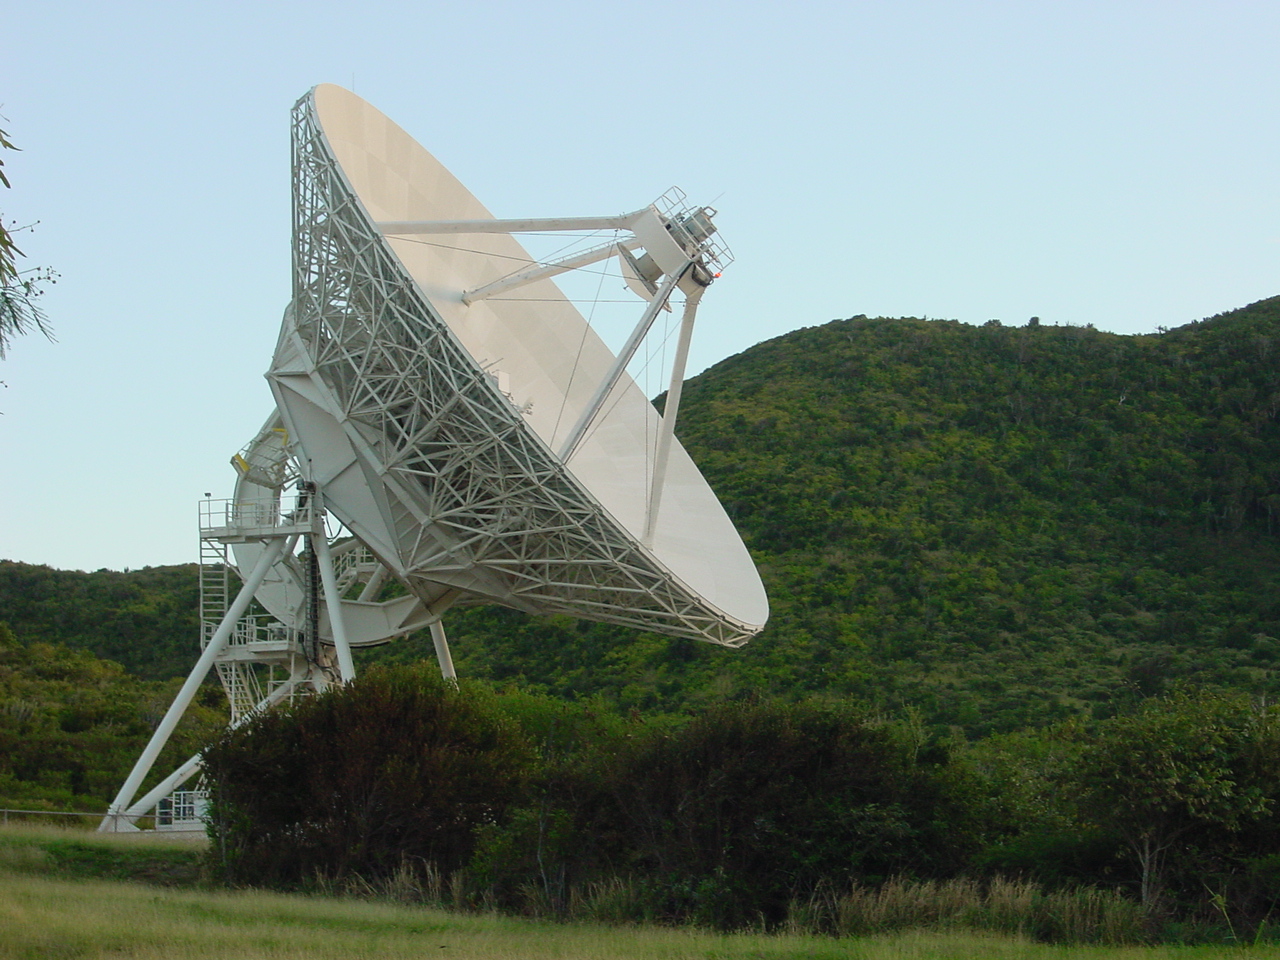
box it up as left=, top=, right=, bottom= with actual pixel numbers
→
left=199, top=496, right=316, bottom=536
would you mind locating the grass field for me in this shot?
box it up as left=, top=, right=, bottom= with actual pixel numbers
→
left=0, top=824, right=1274, bottom=960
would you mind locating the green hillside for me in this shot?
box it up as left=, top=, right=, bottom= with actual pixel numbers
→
left=391, top=295, right=1280, bottom=734
left=5, top=296, right=1280, bottom=736
left=0, top=622, right=224, bottom=811
left=0, top=562, right=197, bottom=679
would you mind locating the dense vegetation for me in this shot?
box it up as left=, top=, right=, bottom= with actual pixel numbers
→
left=204, top=666, right=1280, bottom=941
left=382, top=296, right=1280, bottom=735
left=6, top=296, right=1280, bottom=941
left=0, top=622, right=223, bottom=813
left=5, top=297, right=1280, bottom=735
left=0, top=562, right=197, bottom=679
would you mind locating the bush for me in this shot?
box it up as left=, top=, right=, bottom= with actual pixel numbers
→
left=202, top=665, right=531, bottom=887
left=623, top=700, right=979, bottom=925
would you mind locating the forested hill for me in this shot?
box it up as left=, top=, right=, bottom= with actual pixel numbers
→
left=5, top=296, right=1280, bottom=734
left=0, top=562, right=196, bottom=679
left=425, top=295, right=1280, bottom=734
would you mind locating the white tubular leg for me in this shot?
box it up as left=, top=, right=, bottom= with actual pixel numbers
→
left=313, top=526, right=356, bottom=683
left=430, top=620, right=457, bottom=681
left=119, top=666, right=321, bottom=825
left=557, top=265, right=687, bottom=461
left=100, top=537, right=289, bottom=830
left=644, top=286, right=704, bottom=547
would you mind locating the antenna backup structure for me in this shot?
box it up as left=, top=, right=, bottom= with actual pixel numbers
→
left=101, top=85, right=768, bottom=831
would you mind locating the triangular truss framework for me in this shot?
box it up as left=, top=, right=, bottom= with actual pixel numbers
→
left=100, top=88, right=763, bottom=833
left=283, top=94, right=757, bottom=647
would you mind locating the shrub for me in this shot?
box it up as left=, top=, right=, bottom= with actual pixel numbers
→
left=202, top=665, right=531, bottom=887
left=588, top=699, right=980, bottom=928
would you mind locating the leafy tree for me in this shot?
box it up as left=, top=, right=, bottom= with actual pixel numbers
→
left=1073, top=690, right=1280, bottom=909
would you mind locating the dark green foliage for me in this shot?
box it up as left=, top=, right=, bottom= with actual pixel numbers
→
left=1072, top=691, right=1280, bottom=914
left=0, top=562, right=198, bottom=679
left=0, top=622, right=224, bottom=811
left=586, top=699, right=979, bottom=927
left=204, top=673, right=982, bottom=929
left=7, top=299, right=1280, bottom=739
left=202, top=665, right=532, bottom=887
left=362, top=296, right=1280, bottom=735
left=964, top=690, right=1280, bottom=936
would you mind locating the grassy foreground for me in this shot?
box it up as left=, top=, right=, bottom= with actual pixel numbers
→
left=0, top=824, right=1269, bottom=960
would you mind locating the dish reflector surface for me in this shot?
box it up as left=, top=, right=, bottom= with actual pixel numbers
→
left=269, top=85, right=767, bottom=646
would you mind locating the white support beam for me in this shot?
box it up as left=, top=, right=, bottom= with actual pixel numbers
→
left=644, top=286, right=704, bottom=547
left=100, top=536, right=290, bottom=830
left=462, top=238, right=640, bottom=304
left=313, top=513, right=356, bottom=683
left=119, top=754, right=204, bottom=826
left=556, top=264, right=689, bottom=462
left=113, top=665, right=321, bottom=828
left=430, top=620, right=456, bottom=681
left=379, top=210, right=646, bottom=236
left=358, top=563, right=388, bottom=601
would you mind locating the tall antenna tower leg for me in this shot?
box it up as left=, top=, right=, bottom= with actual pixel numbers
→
left=99, top=537, right=289, bottom=831
left=109, top=666, right=319, bottom=829
left=312, top=524, right=356, bottom=682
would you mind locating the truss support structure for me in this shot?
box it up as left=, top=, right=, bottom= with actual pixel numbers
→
left=281, top=94, right=757, bottom=646
left=430, top=621, right=456, bottom=681
left=377, top=211, right=647, bottom=236
left=103, top=675, right=308, bottom=833
left=461, top=238, right=641, bottom=304
left=99, top=481, right=370, bottom=832
left=557, top=265, right=689, bottom=462
left=99, top=536, right=290, bottom=831
left=311, top=509, right=356, bottom=683
left=102, top=87, right=763, bottom=834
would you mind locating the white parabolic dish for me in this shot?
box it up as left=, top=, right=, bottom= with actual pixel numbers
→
left=268, top=84, right=767, bottom=646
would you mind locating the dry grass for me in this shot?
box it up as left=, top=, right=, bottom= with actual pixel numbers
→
left=0, top=825, right=1258, bottom=959
left=788, top=877, right=1148, bottom=946
left=0, top=869, right=1264, bottom=960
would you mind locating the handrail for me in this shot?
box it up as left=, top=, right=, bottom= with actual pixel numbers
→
left=1, top=807, right=154, bottom=825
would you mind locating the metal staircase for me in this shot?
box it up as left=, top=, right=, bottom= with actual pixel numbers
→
left=198, top=496, right=319, bottom=723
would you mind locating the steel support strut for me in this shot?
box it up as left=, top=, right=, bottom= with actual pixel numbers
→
left=99, top=536, right=290, bottom=831
left=644, top=283, right=705, bottom=547
left=430, top=620, right=456, bottom=681
left=312, top=501, right=356, bottom=683
left=112, top=674, right=310, bottom=829
left=556, top=264, right=690, bottom=461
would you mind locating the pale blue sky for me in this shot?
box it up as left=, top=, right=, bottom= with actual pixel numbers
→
left=2, top=0, right=1277, bottom=571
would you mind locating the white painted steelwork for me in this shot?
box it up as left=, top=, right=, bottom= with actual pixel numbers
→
left=101, top=85, right=766, bottom=832
left=277, top=85, right=766, bottom=642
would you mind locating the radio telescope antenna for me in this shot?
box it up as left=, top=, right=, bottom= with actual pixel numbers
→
left=101, top=85, right=766, bottom=831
